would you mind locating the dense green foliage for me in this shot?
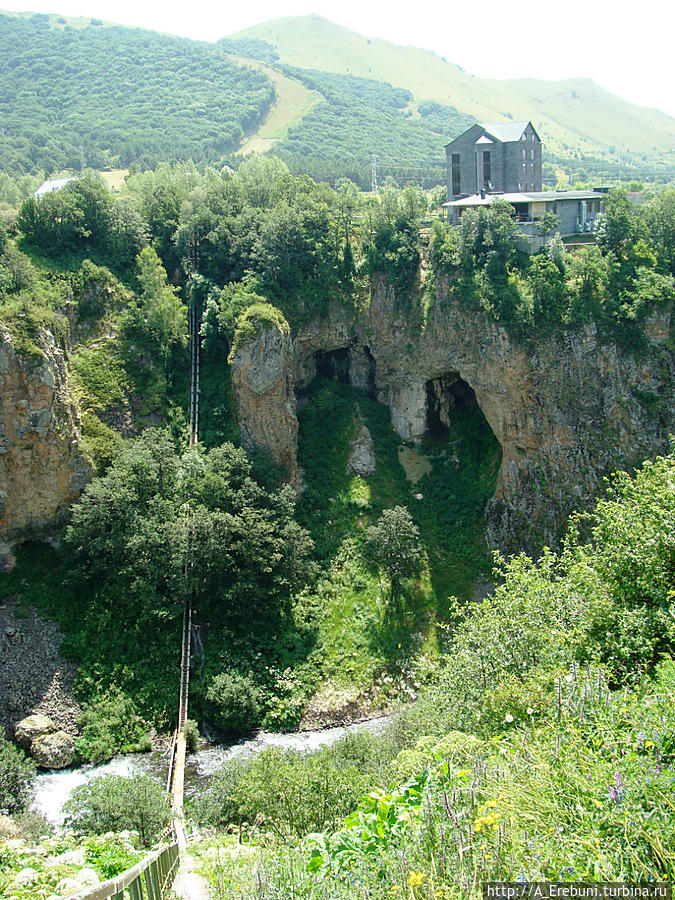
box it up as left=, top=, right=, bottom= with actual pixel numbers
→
left=0, top=14, right=275, bottom=173
left=271, top=68, right=456, bottom=189
left=431, top=188, right=675, bottom=346
left=62, top=429, right=312, bottom=723
left=0, top=737, right=35, bottom=815
left=195, top=449, right=675, bottom=897
left=64, top=775, right=169, bottom=847
left=194, top=731, right=396, bottom=835
left=75, top=692, right=152, bottom=763
left=17, top=173, right=148, bottom=272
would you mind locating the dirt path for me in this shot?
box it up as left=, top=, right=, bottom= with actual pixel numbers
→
left=171, top=853, right=211, bottom=900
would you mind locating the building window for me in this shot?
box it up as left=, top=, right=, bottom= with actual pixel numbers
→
left=451, top=153, right=461, bottom=195
left=530, top=149, right=535, bottom=159
left=531, top=133, right=535, bottom=141
left=522, top=149, right=526, bottom=159
left=522, top=134, right=527, bottom=141
left=483, top=150, right=491, bottom=188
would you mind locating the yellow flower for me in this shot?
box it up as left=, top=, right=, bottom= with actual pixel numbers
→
left=645, top=740, right=655, bottom=750
left=408, top=871, right=427, bottom=888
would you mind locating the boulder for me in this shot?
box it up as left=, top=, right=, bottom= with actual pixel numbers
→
left=348, top=422, right=376, bottom=477
left=30, top=730, right=75, bottom=769
left=0, top=539, right=15, bottom=573
left=14, top=713, right=55, bottom=750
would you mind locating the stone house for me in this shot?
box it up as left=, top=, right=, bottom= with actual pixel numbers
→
left=444, top=120, right=605, bottom=242
left=445, top=120, right=542, bottom=198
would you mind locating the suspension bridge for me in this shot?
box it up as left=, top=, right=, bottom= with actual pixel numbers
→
left=74, top=299, right=205, bottom=900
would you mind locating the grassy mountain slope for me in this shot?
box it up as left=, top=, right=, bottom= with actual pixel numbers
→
left=0, top=12, right=276, bottom=173
left=234, top=59, right=324, bottom=155
left=233, top=15, right=675, bottom=166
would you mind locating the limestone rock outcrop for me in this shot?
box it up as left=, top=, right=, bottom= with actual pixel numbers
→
left=30, top=729, right=75, bottom=769
left=229, top=312, right=299, bottom=483
left=0, top=325, right=92, bottom=543
left=14, top=713, right=55, bottom=750
left=348, top=420, right=376, bottom=477
left=230, top=276, right=675, bottom=552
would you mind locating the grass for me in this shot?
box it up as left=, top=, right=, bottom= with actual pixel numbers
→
left=297, top=376, right=501, bottom=609
left=235, top=59, right=323, bottom=154
left=192, top=662, right=675, bottom=899
left=99, top=169, right=129, bottom=191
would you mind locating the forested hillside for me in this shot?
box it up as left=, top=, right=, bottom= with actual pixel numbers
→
left=0, top=12, right=276, bottom=173
left=1, top=11, right=674, bottom=189
left=269, top=68, right=475, bottom=187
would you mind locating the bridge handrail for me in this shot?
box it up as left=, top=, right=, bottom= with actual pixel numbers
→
left=66, top=841, right=180, bottom=900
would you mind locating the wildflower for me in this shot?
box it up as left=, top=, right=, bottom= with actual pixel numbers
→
left=505, top=713, right=514, bottom=723
left=527, top=707, right=534, bottom=715
left=645, top=740, right=655, bottom=750
left=408, top=871, right=427, bottom=888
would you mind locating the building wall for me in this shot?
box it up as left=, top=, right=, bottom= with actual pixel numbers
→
left=503, top=123, right=541, bottom=192
left=544, top=198, right=603, bottom=236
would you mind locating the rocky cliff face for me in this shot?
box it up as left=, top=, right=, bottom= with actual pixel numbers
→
left=0, top=326, right=92, bottom=544
left=229, top=315, right=300, bottom=483
left=231, top=278, right=674, bottom=552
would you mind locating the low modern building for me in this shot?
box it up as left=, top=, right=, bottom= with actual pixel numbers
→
left=33, top=177, right=76, bottom=198
left=444, top=189, right=605, bottom=237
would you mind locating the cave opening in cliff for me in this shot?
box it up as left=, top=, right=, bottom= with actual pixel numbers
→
left=315, top=348, right=350, bottom=384
left=425, top=373, right=482, bottom=438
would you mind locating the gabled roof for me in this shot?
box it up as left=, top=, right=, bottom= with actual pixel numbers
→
left=478, top=121, right=532, bottom=143
left=445, top=120, right=539, bottom=149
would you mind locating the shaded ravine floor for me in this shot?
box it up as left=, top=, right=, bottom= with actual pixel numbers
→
left=172, top=852, right=211, bottom=900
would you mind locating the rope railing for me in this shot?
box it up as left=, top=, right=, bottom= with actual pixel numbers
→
left=67, top=842, right=180, bottom=900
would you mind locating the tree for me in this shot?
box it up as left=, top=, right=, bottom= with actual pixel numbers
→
left=64, top=430, right=314, bottom=720
left=366, top=506, right=425, bottom=603
left=205, top=670, right=261, bottom=733
left=64, top=775, right=169, bottom=847
left=121, top=247, right=187, bottom=370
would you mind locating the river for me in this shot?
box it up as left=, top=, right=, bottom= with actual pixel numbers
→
left=34, top=716, right=391, bottom=825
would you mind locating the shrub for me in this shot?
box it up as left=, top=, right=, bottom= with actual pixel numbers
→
left=64, top=774, right=169, bottom=847
left=205, top=671, right=261, bottom=734
left=184, top=719, right=200, bottom=754
left=0, top=737, right=36, bottom=814
left=193, top=744, right=374, bottom=836
left=75, top=690, right=151, bottom=763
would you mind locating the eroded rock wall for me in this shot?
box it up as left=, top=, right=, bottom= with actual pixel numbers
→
left=231, top=277, right=674, bottom=552
left=0, top=326, right=92, bottom=542
left=229, top=317, right=300, bottom=483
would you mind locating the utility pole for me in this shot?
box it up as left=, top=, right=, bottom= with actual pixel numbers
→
left=371, top=153, right=378, bottom=194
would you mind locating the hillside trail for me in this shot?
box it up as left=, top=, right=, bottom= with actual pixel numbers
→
left=171, top=851, right=211, bottom=900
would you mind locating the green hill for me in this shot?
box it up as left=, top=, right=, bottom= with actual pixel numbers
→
left=0, top=12, right=276, bottom=173
left=233, top=15, right=675, bottom=174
